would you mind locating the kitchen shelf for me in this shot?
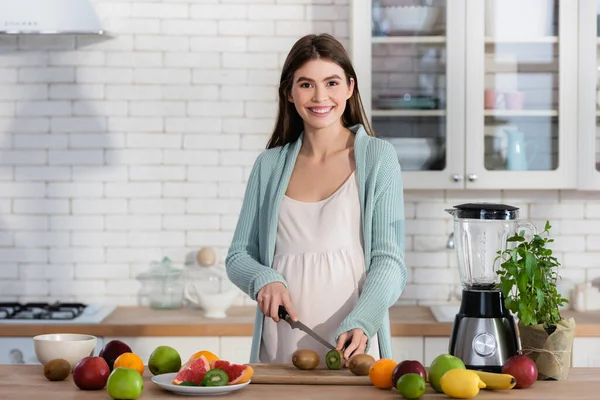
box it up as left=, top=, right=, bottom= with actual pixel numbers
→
left=485, top=36, right=558, bottom=44
left=484, top=110, right=559, bottom=117
left=372, top=36, right=446, bottom=44
left=372, top=109, right=446, bottom=117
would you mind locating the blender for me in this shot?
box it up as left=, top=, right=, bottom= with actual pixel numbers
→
left=445, top=203, right=536, bottom=372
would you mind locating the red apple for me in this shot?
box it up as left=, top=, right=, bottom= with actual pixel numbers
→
left=502, top=354, right=538, bottom=389
left=72, top=356, right=110, bottom=390
left=392, top=360, right=428, bottom=388
left=99, top=339, right=132, bottom=370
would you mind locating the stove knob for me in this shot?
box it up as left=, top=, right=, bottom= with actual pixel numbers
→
left=472, top=333, right=497, bottom=357
left=9, top=349, right=25, bottom=364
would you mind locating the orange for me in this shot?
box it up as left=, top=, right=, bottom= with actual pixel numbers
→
left=113, top=352, right=145, bottom=376
left=368, top=358, right=397, bottom=389
left=189, top=350, right=219, bottom=363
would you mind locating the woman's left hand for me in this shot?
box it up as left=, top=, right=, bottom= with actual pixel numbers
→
left=336, top=328, right=368, bottom=365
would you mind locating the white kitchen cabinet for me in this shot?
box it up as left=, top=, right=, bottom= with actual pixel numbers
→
left=577, top=0, right=600, bottom=190
left=219, top=337, right=253, bottom=365
left=572, top=337, right=600, bottom=367
left=424, top=337, right=450, bottom=366
left=350, top=0, right=578, bottom=190
left=102, top=336, right=220, bottom=365
left=390, top=337, right=424, bottom=363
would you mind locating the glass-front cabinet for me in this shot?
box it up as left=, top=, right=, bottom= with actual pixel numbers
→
left=351, top=0, right=578, bottom=189
left=578, top=0, right=600, bottom=189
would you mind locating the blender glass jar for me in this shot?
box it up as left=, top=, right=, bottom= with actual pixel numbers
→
left=446, top=203, right=537, bottom=290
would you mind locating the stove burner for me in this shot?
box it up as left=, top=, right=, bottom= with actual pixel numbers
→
left=0, top=302, right=87, bottom=320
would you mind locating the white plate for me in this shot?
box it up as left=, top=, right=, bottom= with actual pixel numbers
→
left=151, top=373, right=251, bottom=396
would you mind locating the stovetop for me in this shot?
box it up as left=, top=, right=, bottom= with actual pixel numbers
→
left=0, top=302, right=116, bottom=324
left=0, top=302, right=87, bottom=321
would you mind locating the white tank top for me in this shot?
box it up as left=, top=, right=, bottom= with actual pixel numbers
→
left=259, top=171, right=380, bottom=366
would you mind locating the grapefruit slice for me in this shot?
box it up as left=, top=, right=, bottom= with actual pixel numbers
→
left=210, top=360, right=254, bottom=385
left=172, top=355, right=210, bottom=385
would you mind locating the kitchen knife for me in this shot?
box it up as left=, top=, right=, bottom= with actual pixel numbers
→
left=278, top=306, right=351, bottom=351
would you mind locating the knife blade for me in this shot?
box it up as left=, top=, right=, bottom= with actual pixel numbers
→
left=278, top=306, right=351, bottom=352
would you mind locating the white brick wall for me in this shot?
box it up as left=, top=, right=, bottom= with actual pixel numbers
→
left=0, top=0, right=593, bottom=309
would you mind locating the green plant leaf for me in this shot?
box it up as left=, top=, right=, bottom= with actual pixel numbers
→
left=525, top=252, right=537, bottom=279
left=536, top=288, right=545, bottom=310
left=500, top=277, right=514, bottom=298
left=517, top=270, right=529, bottom=294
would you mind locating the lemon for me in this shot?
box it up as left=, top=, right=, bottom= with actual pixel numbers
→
left=148, top=346, right=181, bottom=376
left=396, top=373, right=426, bottom=399
left=440, top=369, right=486, bottom=399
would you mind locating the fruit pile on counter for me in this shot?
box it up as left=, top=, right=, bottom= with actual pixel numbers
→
left=40, top=338, right=253, bottom=398
left=37, top=336, right=551, bottom=399
left=284, top=348, right=537, bottom=399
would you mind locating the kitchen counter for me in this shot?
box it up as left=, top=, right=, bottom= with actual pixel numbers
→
left=1, top=365, right=600, bottom=399
left=1, top=306, right=600, bottom=337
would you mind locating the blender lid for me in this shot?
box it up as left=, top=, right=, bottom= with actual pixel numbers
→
left=452, top=203, right=519, bottom=220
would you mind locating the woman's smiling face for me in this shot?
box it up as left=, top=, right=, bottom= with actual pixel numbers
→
left=289, top=58, right=355, bottom=131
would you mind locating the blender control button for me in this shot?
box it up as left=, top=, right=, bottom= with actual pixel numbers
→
left=473, top=333, right=497, bottom=357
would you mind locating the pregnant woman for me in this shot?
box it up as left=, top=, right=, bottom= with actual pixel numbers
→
left=226, top=33, right=407, bottom=366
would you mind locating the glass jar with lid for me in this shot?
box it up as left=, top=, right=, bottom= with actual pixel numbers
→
left=136, top=257, right=185, bottom=310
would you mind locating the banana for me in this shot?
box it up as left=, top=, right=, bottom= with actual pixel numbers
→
left=473, top=370, right=516, bottom=390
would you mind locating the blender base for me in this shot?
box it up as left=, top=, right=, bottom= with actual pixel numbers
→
left=449, top=290, right=519, bottom=371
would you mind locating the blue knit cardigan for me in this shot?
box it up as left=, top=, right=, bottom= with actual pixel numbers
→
left=225, top=124, right=407, bottom=362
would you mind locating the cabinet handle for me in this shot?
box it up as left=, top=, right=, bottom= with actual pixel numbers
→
left=452, top=174, right=463, bottom=182
left=468, top=174, right=478, bottom=182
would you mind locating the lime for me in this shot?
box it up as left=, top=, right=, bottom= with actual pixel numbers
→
left=148, top=346, right=181, bottom=375
left=397, top=373, right=426, bottom=399
left=106, top=367, right=144, bottom=400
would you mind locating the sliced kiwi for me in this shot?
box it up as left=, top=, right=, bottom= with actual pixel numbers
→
left=292, top=349, right=319, bottom=370
left=325, top=349, right=344, bottom=370
left=348, top=354, right=375, bottom=376
left=178, top=381, right=199, bottom=386
left=43, top=358, right=71, bottom=381
left=201, top=368, right=229, bottom=387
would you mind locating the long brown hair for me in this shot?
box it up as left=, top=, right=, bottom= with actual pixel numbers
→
left=266, top=34, right=374, bottom=149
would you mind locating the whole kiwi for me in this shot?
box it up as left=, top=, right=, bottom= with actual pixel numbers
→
left=292, top=349, right=320, bottom=370
left=325, top=349, right=344, bottom=370
left=43, top=358, right=71, bottom=381
left=348, top=354, right=375, bottom=376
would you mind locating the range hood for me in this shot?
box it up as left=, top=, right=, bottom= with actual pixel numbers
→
left=0, top=0, right=103, bottom=35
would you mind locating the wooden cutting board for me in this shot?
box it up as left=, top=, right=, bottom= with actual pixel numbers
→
left=248, top=363, right=371, bottom=385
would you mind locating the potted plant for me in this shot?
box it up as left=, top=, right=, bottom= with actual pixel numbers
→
left=495, top=221, right=575, bottom=381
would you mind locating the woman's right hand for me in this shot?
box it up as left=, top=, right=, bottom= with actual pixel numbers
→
left=257, top=282, right=298, bottom=323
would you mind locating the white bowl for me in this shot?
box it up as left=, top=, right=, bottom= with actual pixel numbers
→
left=33, top=333, right=97, bottom=369
left=383, top=6, right=441, bottom=33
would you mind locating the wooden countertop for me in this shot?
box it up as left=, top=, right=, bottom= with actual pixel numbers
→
left=2, top=306, right=600, bottom=337
left=1, top=365, right=600, bottom=399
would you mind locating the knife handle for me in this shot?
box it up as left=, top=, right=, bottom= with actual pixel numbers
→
left=277, top=305, right=289, bottom=320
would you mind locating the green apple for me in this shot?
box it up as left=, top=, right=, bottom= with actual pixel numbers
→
left=106, top=367, right=144, bottom=399
left=428, top=354, right=465, bottom=393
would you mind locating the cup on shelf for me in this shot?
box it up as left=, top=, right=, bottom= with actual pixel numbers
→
left=504, top=91, right=525, bottom=110
left=484, top=89, right=504, bottom=109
